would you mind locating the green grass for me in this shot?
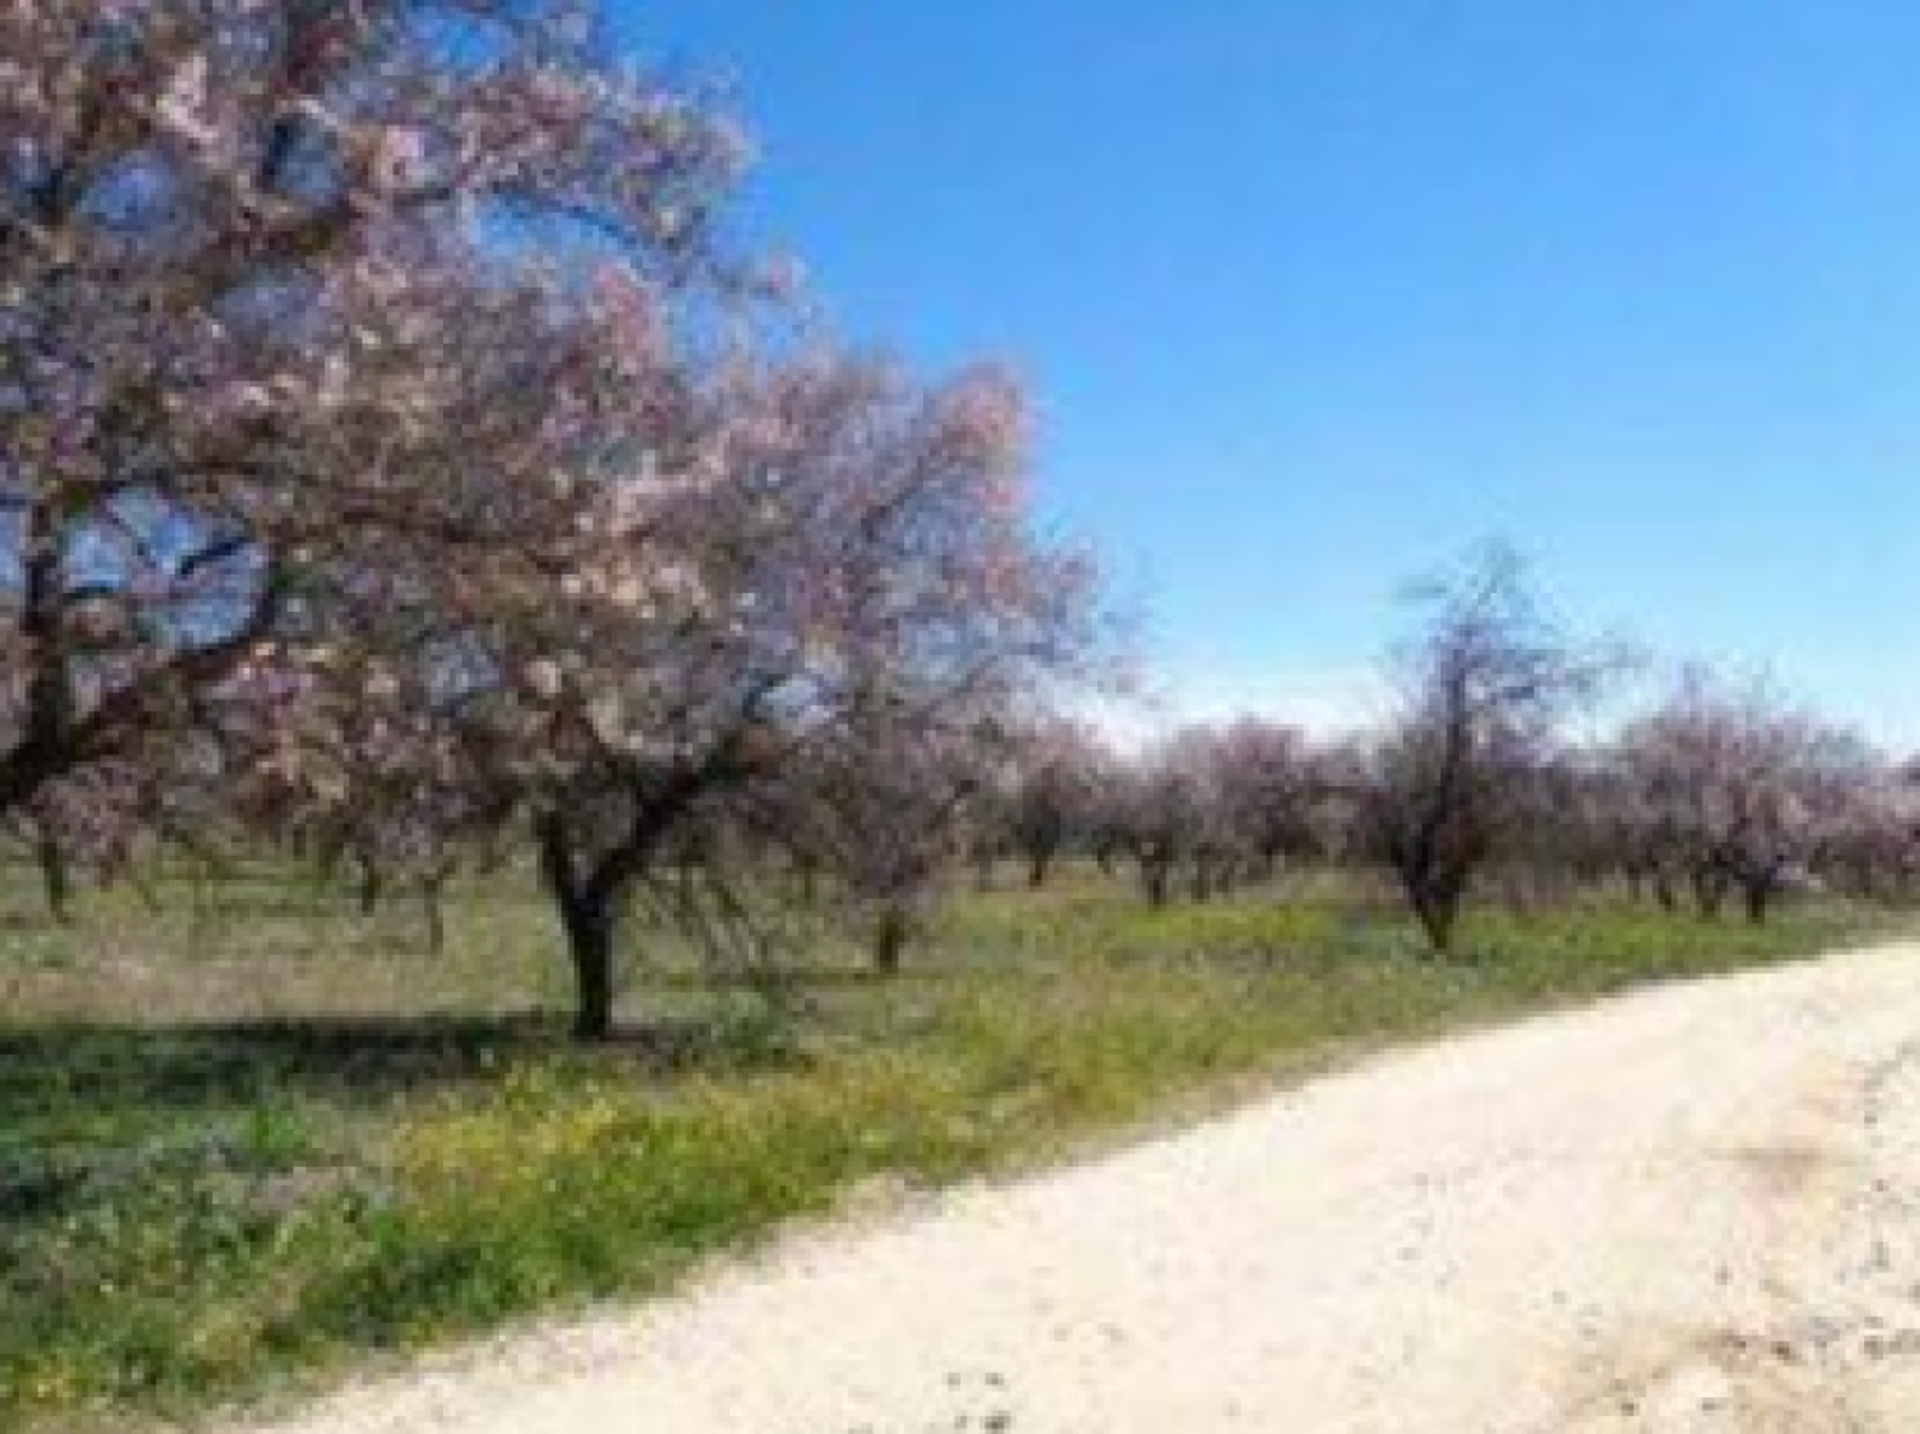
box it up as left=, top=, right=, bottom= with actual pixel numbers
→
left=0, top=862, right=1900, bottom=1431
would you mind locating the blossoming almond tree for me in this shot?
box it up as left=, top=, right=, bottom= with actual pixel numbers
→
left=1613, top=673, right=1882, bottom=922
left=216, top=262, right=669, bottom=931
left=998, top=716, right=1108, bottom=890
left=0, top=0, right=738, bottom=851
left=512, top=355, right=1095, bottom=1040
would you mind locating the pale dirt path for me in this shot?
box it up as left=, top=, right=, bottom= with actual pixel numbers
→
left=225, top=944, right=1920, bottom=1434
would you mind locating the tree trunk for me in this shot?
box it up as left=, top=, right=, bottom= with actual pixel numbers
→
left=1692, top=866, right=1727, bottom=919
left=1027, top=849, right=1051, bottom=889
left=356, top=853, right=382, bottom=916
left=560, top=889, right=617, bottom=1042
left=538, top=816, right=623, bottom=1045
left=1413, top=892, right=1456, bottom=956
left=1653, top=872, right=1678, bottom=912
left=1743, top=878, right=1774, bottom=925
left=421, top=874, right=446, bottom=955
left=1406, top=868, right=1461, bottom=957
left=35, top=824, right=71, bottom=924
left=1142, top=861, right=1170, bottom=908
left=873, top=905, right=910, bottom=977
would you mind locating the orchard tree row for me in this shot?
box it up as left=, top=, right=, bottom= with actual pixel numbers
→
left=4, top=5, right=1912, bottom=1042
left=989, top=555, right=1919, bottom=949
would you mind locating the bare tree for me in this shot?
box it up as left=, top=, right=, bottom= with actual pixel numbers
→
left=1362, top=549, right=1606, bottom=954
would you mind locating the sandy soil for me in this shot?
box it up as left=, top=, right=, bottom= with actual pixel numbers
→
left=224, top=943, right=1920, bottom=1434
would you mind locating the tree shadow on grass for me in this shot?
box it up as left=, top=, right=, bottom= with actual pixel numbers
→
left=0, top=1010, right=824, bottom=1224
left=646, top=962, right=973, bottom=994
left=0, top=1009, right=811, bottom=1120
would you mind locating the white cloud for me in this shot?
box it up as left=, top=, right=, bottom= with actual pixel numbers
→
left=1080, top=662, right=1392, bottom=751
left=1075, top=653, right=1920, bottom=760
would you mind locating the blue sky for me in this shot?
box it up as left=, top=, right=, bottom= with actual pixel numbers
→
left=627, top=2, right=1920, bottom=747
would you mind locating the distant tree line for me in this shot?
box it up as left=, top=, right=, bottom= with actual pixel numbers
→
left=984, top=553, right=1920, bottom=953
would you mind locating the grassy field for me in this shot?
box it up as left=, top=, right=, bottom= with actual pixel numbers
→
left=0, top=862, right=1901, bottom=1431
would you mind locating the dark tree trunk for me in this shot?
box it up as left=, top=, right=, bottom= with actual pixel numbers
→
left=1743, top=877, right=1775, bottom=925
left=538, top=816, right=625, bottom=1045
left=0, top=506, right=75, bottom=823
left=1027, top=849, right=1052, bottom=889
left=35, top=824, right=71, bottom=924
left=1141, top=861, right=1170, bottom=908
left=563, top=894, right=617, bottom=1042
left=1413, top=892, right=1458, bottom=956
left=1401, top=860, right=1463, bottom=958
left=1692, top=867, right=1727, bottom=919
left=356, top=853, right=382, bottom=916
left=421, top=873, right=447, bottom=955
left=873, top=905, right=910, bottom=976
left=1653, top=872, right=1679, bottom=912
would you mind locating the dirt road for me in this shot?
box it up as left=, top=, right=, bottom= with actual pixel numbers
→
left=229, top=943, right=1920, bottom=1433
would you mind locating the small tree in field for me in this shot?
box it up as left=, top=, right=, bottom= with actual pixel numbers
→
left=1109, top=729, right=1219, bottom=906
left=1003, top=718, right=1105, bottom=889
left=1214, top=717, right=1313, bottom=884
left=1818, top=764, right=1920, bottom=899
left=1363, top=550, right=1606, bottom=954
left=1615, top=672, right=1878, bottom=923
left=510, top=357, right=1093, bottom=1039
left=791, top=690, right=1006, bottom=975
left=232, top=636, right=519, bottom=951
left=4, top=760, right=152, bottom=921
